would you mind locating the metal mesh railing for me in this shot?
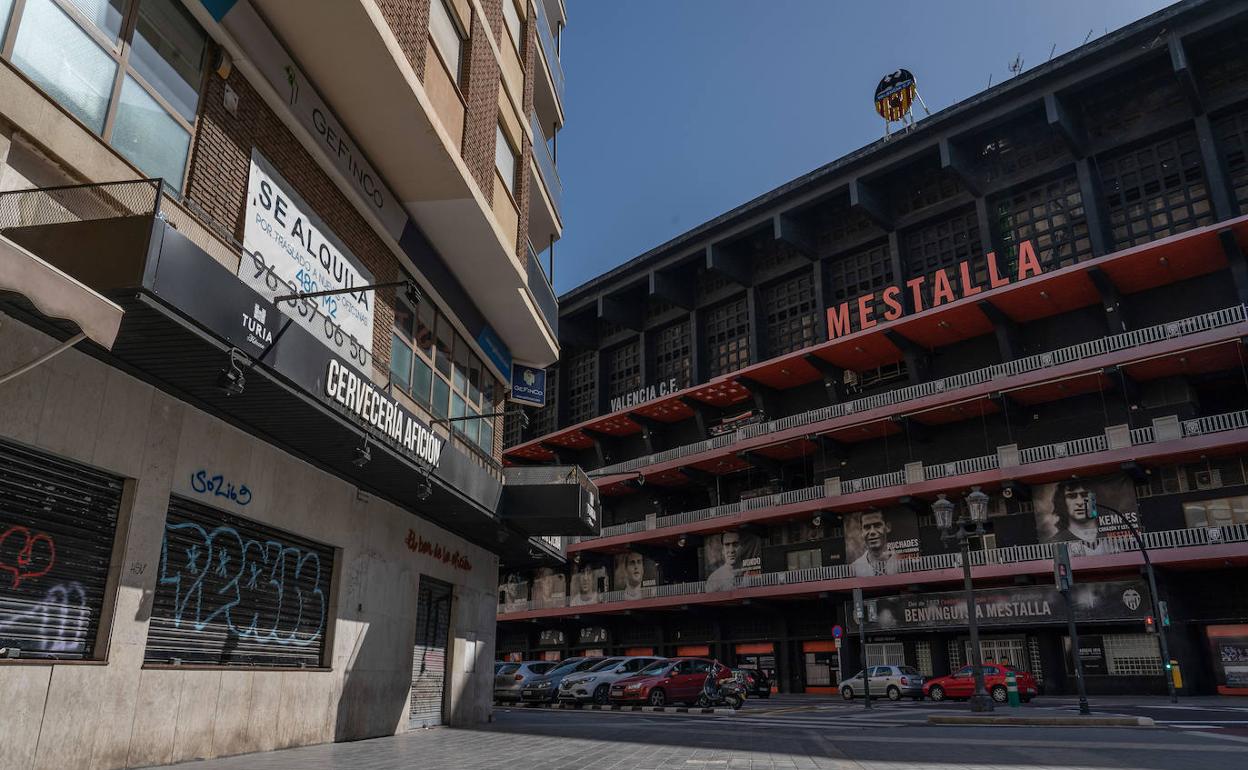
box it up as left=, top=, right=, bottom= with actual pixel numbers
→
left=0, top=179, right=161, bottom=230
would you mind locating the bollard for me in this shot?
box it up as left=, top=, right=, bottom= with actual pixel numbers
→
left=1006, top=669, right=1021, bottom=707
left=1170, top=660, right=1183, bottom=691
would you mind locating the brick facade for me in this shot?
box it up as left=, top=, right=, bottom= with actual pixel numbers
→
left=461, top=5, right=503, bottom=199
left=377, top=0, right=432, bottom=81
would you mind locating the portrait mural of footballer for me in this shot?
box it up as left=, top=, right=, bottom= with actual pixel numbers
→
left=1032, top=473, right=1140, bottom=555
left=843, top=508, right=921, bottom=577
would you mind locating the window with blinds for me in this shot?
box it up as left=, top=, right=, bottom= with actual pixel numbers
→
left=145, top=497, right=334, bottom=667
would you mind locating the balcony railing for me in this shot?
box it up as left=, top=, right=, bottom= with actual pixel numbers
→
left=498, top=522, right=1248, bottom=616
left=590, top=306, right=1248, bottom=477
left=533, top=0, right=565, bottom=104
left=576, top=408, right=1248, bottom=543
left=530, top=112, right=562, bottom=215
left=526, top=242, right=558, bottom=336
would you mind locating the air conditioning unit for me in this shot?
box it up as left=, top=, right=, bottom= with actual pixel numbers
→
left=1195, top=469, right=1222, bottom=490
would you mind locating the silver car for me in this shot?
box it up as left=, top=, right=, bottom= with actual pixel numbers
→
left=494, top=661, right=556, bottom=703
left=558, top=656, right=664, bottom=704
left=840, top=665, right=926, bottom=701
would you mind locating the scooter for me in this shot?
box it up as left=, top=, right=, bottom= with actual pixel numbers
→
left=697, top=673, right=746, bottom=710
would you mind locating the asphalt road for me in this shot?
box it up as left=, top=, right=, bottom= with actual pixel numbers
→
left=147, top=696, right=1248, bottom=770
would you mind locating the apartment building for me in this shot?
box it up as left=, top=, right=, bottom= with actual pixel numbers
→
left=0, top=0, right=588, bottom=768
left=499, top=0, right=1248, bottom=698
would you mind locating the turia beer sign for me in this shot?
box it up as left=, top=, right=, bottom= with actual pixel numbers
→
left=827, top=240, right=1043, bottom=339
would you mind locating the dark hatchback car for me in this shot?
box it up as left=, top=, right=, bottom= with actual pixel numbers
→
left=733, top=667, right=773, bottom=698
left=520, top=657, right=600, bottom=703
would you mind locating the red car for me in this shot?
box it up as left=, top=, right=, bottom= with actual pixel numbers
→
left=923, top=664, right=1039, bottom=704
left=608, top=657, right=730, bottom=706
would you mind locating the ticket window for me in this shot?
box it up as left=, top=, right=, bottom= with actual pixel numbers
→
left=803, top=641, right=839, bottom=692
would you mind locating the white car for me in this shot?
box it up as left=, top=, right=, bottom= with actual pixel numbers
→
left=558, top=656, right=665, bottom=704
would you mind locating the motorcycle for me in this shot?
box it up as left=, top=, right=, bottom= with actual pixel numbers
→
left=696, top=673, right=746, bottom=710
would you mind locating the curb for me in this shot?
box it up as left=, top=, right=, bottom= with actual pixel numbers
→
left=927, top=715, right=1156, bottom=727
left=513, top=702, right=735, bottom=716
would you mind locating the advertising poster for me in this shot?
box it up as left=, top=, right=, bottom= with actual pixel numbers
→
left=569, top=563, right=608, bottom=606
left=613, top=551, right=660, bottom=600
left=848, top=580, right=1150, bottom=632
left=498, top=572, right=529, bottom=613
left=844, top=509, right=920, bottom=577
left=240, top=151, right=377, bottom=372
left=703, top=529, right=762, bottom=592
left=1072, top=635, right=1108, bottom=676
left=1207, top=625, right=1248, bottom=694
left=1033, top=474, right=1139, bottom=554
left=531, top=567, right=567, bottom=606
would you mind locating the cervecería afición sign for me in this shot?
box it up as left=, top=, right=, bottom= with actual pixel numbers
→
left=827, top=240, right=1042, bottom=339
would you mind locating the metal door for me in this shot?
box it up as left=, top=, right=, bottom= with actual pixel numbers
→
left=0, top=439, right=123, bottom=659
left=409, top=575, right=453, bottom=728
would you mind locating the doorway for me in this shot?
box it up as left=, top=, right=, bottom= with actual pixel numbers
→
left=410, top=576, right=453, bottom=728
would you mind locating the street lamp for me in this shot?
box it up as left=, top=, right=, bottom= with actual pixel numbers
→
left=934, top=487, right=994, bottom=713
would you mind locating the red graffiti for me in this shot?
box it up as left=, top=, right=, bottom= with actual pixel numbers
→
left=405, top=529, right=471, bottom=571
left=0, top=526, right=56, bottom=589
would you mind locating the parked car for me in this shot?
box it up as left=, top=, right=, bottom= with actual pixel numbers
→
left=520, top=657, right=602, bottom=703
left=494, top=661, right=556, bottom=703
left=839, top=665, right=926, bottom=701
left=609, top=657, right=731, bottom=707
left=733, top=667, right=773, bottom=698
left=923, top=664, right=1039, bottom=704
left=559, top=656, right=665, bottom=704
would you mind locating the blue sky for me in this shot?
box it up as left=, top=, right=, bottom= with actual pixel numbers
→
left=550, top=0, right=1173, bottom=294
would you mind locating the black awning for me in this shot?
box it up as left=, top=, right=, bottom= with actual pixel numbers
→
left=0, top=180, right=561, bottom=554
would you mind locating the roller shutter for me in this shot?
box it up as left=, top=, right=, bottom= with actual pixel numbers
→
left=0, top=438, right=123, bottom=659
left=409, top=575, right=453, bottom=727
left=144, top=497, right=334, bottom=667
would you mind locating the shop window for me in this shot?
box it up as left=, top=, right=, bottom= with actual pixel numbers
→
left=428, top=0, right=464, bottom=84
left=652, top=321, right=691, bottom=390
left=1216, top=107, right=1248, bottom=214
left=0, top=438, right=124, bottom=660
left=146, top=497, right=334, bottom=667
left=902, top=207, right=983, bottom=308
left=605, top=339, right=641, bottom=402
left=785, top=547, right=820, bottom=571
left=805, top=653, right=833, bottom=686
left=762, top=270, right=817, bottom=356
left=7, top=0, right=206, bottom=192
left=703, top=295, right=750, bottom=378
left=1098, top=130, right=1213, bottom=251
left=1102, top=634, right=1162, bottom=675
left=865, top=642, right=904, bottom=667
left=495, top=122, right=518, bottom=196
left=991, top=173, right=1091, bottom=272
left=1182, top=495, right=1248, bottom=528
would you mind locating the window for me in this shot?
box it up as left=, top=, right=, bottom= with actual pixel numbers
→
left=703, top=295, right=750, bottom=378
left=865, top=642, right=904, bottom=667
left=501, top=0, right=522, bottom=53
left=1103, top=634, right=1162, bottom=676
left=902, top=207, right=983, bottom=308
left=428, top=0, right=464, bottom=83
left=495, top=122, right=518, bottom=196
left=1099, top=130, right=1213, bottom=250
left=785, top=548, right=820, bottom=571
left=652, top=321, right=691, bottom=390
left=991, top=174, right=1091, bottom=272
left=6, top=0, right=206, bottom=192
left=1182, top=495, right=1248, bottom=528
left=915, top=641, right=933, bottom=676
left=763, top=271, right=817, bottom=356
left=605, top=339, right=641, bottom=401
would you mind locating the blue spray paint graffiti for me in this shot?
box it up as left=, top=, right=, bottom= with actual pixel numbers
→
left=190, top=470, right=253, bottom=506
left=157, top=522, right=325, bottom=647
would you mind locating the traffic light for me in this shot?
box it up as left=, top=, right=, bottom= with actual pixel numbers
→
left=1087, top=491, right=1099, bottom=519
left=1164, top=660, right=1174, bottom=670
left=1159, top=600, right=1172, bottom=628
left=1145, top=615, right=1156, bottom=633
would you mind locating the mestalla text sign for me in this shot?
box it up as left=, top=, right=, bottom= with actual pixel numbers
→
left=240, top=150, right=376, bottom=372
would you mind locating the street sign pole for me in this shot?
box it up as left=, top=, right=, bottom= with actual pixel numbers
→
left=853, top=588, right=871, bottom=710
